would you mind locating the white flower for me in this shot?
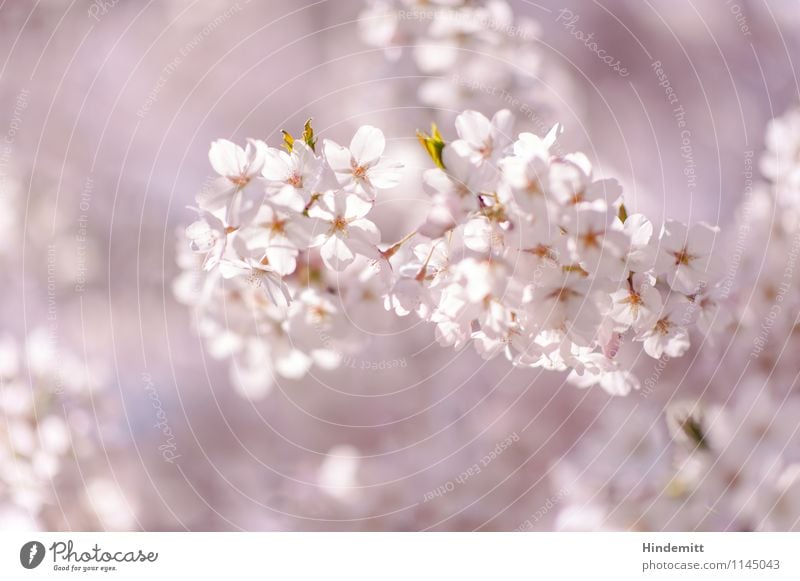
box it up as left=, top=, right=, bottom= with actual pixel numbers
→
left=218, top=238, right=292, bottom=306
left=420, top=146, right=494, bottom=230
left=568, top=359, right=640, bottom=396
left=564, top=206, right=630, bottom=279
left=524, top=271, right=607, bottom=346
left=637, top=294, right=692, bottom=359
left=261, top=141, right=323, bottom=212
left=323, top=125, right=403, bottom=199
left=451, top=109, right=514, bottom=165
left=548, top=153, right=621, bottom=208
left=199, top=138, right=268, bottom=223
left=501, top=125, right=559, bottom=215
left=504, top=216, right=564, bottom=285
left=616, top=213, right=657, bottom=273
left=238, top=205, right=310, bottom=276
left=655, top=220, right=722, bottom=294
left=308, top=192, right=381, bottom=270
left=184, top=211, right=229, bottom=272
left=387, top=276, right=434, bottom=318
left=317, top=445, right=361, bottom=502
left=609, top=274, right=662, bottom=333
left=761, top=106, right=800, bottom=191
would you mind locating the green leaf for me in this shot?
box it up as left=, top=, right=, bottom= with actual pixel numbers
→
left=281, top=130, right=295, bottom=153
left=416, top=123, right=446, bottom=169
left=302, top=118, right=317, bottom=152
left=681, top=415, right=709, bottom=451
left=618, top=202, right=628, bottom=223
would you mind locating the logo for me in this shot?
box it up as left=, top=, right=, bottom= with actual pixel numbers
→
left=20, top=541, right=46, bottom=569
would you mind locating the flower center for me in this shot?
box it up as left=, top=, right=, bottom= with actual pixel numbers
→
left=569, top=191, right=585, bottom=205
left=270, top=219, right=286, bottom=234
left=547, top=286, right=581, bottom=303
left=287, top=173, right=303, bottom=188
left=620, top=291, right=643, bottom=315
left=671, top=247, right=696, bottom=266
left=310, top=305, right=330, bottom=324
left=525, top=179, right=542, bottom=196
left=581, top=228, right=604, bottom=249
left=228, top=175, right=250, bottom=187
left=525, top=244, right=556, bottom=261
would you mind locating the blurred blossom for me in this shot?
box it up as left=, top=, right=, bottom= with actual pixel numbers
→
left=552, top=103, right=800, bottom=531
left=0, top=331, right=121, bottom=530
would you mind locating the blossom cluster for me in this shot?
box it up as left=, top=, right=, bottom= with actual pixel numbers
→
left=716, top=104, right=800, bottom=387
left=390, top=110, right=724, bottom=395
left=174, top=120, right=405, bottom=397
left=0, top=331, right=107, bottom=529
left=359, top=0, right=545, bottom=110
left=551, top=104, right=800, bottom=531
left=177, top=109, right=724, bottom=398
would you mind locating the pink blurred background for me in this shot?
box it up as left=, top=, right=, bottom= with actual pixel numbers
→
left=1, top=0, right=799, bottom=530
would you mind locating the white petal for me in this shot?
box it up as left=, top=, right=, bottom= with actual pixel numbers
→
left=261, top=148, right=291, bottom=181
left=268, top=185, right=306, bottom=213
left=344, top=194, right=373, bottom=220
left=347, top=218, right=381, bottom=246
left=209, top=139, right=245, bottom=177
left=454, top=110, right=491, bottom=147
left=349, top=125, right=385, bottom=165
left=196, top=177, right=234, bottom=214
left=323, top=139, right=353, bottom=174
left=321, top=234, right=356, bottom=270
left=463, top=216, right=492, bottom=253
left=367, top=159, right=403, bottom=189
left=274, top=347, right=313, bottom=380
left=490, top=109, right=514, bottom=145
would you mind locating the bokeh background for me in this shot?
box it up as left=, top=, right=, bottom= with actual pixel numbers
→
left=1, top=0, right=799, bottom=531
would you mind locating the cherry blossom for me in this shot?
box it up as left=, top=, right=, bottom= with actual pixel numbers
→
left=262, top=141, right=323, bottom=212
left=308, top=192, right=381, bottom=271
left=655, top=220, right=722, bottom=294
left=177, top=112, right=725, bottom=398
left=323, top=125, right=403, bottom=200
left=200, top=138, right=268, bottom=225
left=451, top=109, right=514, bottom=165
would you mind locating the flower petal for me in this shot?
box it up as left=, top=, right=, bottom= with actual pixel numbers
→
left=349, top=125, right=386, bottom=165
